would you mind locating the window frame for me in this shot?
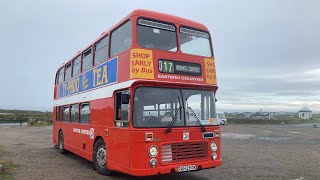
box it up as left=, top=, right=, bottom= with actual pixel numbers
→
left=55, top=72, right=59, bottom=85
left=179, top=26, right=214, bottom=58
left=59, top=106, right=63, bottom=122
left=132, top=86, right=218, bottom=128
left=70, top=104, right=79, bottom=123
left=114, top=90, right=130, bottom=127
left=56, top=106, right=59, bottom=121
left=138, top=18, right=176, bottom=31
left=94, top=35, right=109, bottom=66
left=81, top=47, right=93, bottom=73
left=63, top=105, right=70, bottom=123
left=110, top=20, right=133, bottom=58
left=79, top=102, right=90, bottom=124
left=57, top=67, right=65, bottom=84
left=72, top=55, right=81, bottom=77
left=136, top=17, right=178, bottom=52
left=65, top=62, right=72, bottom=81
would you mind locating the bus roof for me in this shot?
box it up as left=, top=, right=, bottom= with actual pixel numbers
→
left=130, top=9, right=207, bottom=29
left=57, top=9, right=209, bottom=70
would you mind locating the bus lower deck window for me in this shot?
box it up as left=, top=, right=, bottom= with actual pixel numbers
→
left=80, top=103, right=90, bottom=124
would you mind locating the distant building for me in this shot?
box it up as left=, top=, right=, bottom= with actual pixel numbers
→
left=298, top=107, right=312, bottom=120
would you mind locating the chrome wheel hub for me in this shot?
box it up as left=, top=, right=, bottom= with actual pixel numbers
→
left=97, top=145, right=106, bottom=167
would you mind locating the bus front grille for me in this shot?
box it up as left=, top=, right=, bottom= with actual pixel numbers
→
left=161, top=141, right=208, bottom=164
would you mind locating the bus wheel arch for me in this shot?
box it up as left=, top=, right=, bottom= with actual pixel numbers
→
left=93, top=137, right=112, bottom=176
left=58, top=129, right=66, bottom=154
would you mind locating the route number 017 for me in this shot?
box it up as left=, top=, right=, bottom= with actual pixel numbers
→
left=159, top=60, right=174, bottom=73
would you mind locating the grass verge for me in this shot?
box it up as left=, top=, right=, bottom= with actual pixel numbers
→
left=29, top=121, right=53, bottom=127
left=0, top=145, right=19, bottom=180
left=228, top=118, right=318, bottom=125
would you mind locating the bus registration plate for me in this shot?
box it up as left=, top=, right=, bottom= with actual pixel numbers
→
left=178, top=165, right=196, bottom=172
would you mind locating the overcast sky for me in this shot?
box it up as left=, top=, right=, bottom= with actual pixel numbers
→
left=0, top=0, right=319, bottom=112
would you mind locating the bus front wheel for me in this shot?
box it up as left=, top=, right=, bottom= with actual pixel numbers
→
left=58, top=131, right=66, bottom=154
left=93, top=138, right=112, bottom=176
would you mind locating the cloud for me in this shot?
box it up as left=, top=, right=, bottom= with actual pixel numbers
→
left=0, top=0, right=319, bottom=113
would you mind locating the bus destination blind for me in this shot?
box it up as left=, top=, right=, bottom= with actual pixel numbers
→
left=158, top=59, right=201, bottom=76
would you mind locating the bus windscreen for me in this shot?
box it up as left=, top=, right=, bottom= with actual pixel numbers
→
left=133, top=87, right=217, bottom=128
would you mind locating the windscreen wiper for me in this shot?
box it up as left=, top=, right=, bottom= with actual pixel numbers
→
left=165, top=97, right=182, bottom=134
left=187, top=107, right=206, bottom=132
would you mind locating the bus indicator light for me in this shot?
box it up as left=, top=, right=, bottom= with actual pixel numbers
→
left=145, top=132, right=153, bottom=141
left=214, top=129, right=221, bottom=137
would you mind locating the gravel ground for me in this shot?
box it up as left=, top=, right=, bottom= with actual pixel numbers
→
left=0, top=124, right=319, bottom=180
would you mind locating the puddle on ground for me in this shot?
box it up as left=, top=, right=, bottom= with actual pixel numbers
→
left=222, top=133, right=256, bottom=139
left=255, top=136, right=289, bottom=142
left=288, top=131, right=300, bottom=134
left=223, top=133, right=291, bottom=143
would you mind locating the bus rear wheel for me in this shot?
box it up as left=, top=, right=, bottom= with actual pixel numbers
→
left=58, top=131, right=66, bottom=154
left=93, top=138, right=112, bottom=176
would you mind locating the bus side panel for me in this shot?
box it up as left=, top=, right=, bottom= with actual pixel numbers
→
left=117, top=51, right=130, bottom=83
left=91, top=98, right=113, bottom=127
left=104, top=97, right=130, bottom=170
left=108, top=128, right=130, bottom=169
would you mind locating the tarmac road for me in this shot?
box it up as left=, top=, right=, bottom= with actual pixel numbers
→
left=0, top=124, right=319, bottom=180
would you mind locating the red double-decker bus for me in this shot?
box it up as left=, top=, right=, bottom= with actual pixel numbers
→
left=53, top=9, right=221, bottom=176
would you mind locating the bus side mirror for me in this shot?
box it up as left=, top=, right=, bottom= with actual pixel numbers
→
left=215, top=98, right=218, bottom=102
left=121, top=94, right=130, bottom=104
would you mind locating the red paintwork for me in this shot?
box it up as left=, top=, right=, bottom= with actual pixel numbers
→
left=52, top=9, right=221, bottom=176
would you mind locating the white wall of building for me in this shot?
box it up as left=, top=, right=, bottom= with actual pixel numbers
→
left=299, top=111, right=312, bottom=120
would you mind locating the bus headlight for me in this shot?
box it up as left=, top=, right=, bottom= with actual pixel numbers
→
left=210, top=142, right=218, bottom=151
left=150, top=158, right=157, bottom=168
left=211, top=152, right=217, bottom=160
left=148, top=146, right=158, bottom=157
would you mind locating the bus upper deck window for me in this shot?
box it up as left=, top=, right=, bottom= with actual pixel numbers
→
left=137, top=19, right=177, bottom=52
left=65, top=63, right=72, bottom=80
left=94, top=35, right=108, bottom=66
left=110, top=21, right=132, bottom=57
left=58, top=67, right=65, bottom=84
left=180, top=27, right=212, bottom=57
left=72, top=56, right=81, bottom=77
left=82, top=48, right=92, bottom=72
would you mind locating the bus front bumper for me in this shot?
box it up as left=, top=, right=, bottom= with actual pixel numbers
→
left=128, top=160, right=222, bottom=176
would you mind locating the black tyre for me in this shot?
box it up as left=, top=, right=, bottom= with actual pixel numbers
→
left=93, top=138, right=112, bottom=176
left=58, top=131, right=66, bottom=154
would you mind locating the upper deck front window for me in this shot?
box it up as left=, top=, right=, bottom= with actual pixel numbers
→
left=137, top=19, right=177, bottom=52
left=180, top=27, right=212, bottom=57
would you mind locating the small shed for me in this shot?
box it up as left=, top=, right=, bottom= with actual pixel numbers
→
left=298, top=107, right=312, bottom=120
